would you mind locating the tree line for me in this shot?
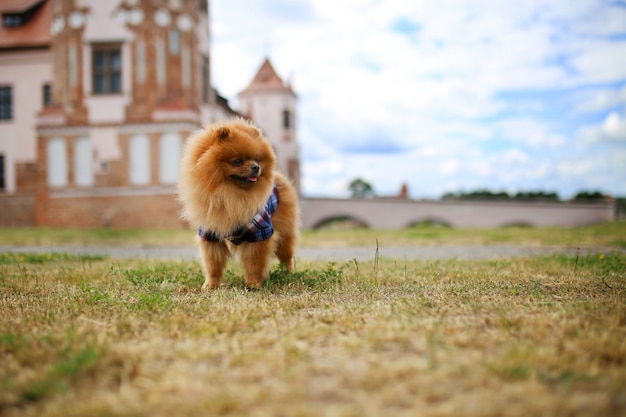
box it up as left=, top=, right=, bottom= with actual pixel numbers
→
left=348, top=178, right=616, bottom=202
left=440, top=189, right=611, bottom=202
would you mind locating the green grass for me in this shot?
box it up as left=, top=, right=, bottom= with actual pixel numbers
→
left=302, top=220, right=626, bottom=248
left=0, top=252, right=105, bottom=264
left=0, top=227, right=193, bottom=248
left=1, top=220, right=625, bottom=248
left=1, top=247, right=624, bottom=416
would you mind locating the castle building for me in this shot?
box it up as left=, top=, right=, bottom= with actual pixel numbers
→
left=0, top=0, right=299, bottom=227
left=0, top=0, right=52, bottom=198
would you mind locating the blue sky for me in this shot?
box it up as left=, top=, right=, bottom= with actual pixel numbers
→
left=211, top=0, right=626, bottom=199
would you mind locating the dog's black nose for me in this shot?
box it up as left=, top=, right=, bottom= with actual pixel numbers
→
left=250, top=164, right=260, bottom=174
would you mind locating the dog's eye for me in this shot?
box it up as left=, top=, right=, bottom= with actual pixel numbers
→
left=232, top=159, right=243, bottom=167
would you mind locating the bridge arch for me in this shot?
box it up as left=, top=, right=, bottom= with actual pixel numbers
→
left=498, top=220, right=536, bottom=228
left=312, top=215, right=370, bottom=230
left=298, top=198, right=614, bottom=229
left=405, top=217, right=453, bottom=228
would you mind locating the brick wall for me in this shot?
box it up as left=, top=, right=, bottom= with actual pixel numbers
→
left=35, top=192, right=188, bottom=228
left=0, top=194, right=36, bottom=227
left=15, top=162, right=38, bottom=193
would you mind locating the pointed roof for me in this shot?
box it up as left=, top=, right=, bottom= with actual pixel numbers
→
left=239, top=58, right=295, bottom=96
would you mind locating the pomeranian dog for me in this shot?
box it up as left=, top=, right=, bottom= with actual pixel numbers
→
left=178, top=118, right=299, bottom=289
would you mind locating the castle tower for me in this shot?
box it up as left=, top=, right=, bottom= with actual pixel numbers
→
left=238, top=58, right=300, bottom=194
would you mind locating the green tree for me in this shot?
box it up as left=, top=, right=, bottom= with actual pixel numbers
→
left=572, top=190, right=606, bottom=201
left=348, top=178, right=375, bottom=198
left=513, top=191, right=559, bottom=201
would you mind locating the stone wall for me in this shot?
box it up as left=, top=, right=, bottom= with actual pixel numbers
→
left=300, top=198, right=616, bottom=229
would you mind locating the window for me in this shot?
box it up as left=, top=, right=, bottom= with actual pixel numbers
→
left=181, top=46, right=190, bottom=88
left=92, top=45, right=122, bottom=94
left=197, top=0, right=208, bottom=13
left=201, top=55, right=210, bottom=103
left=69, top=45, right=78, bottom=87
left=43, top=84, right=51, bottom=107
left=156, top=38, right=166, bottom=86
left=169, top=29, right=180, bottom=55
left=159, top=133, right=180, bottom=184
left=2, top=0, right=43, bottom=28
left=74, top=138, right=94, bottom=187
left=282, top=109, right=291, bottom=130
left=0, top=86, right=12, bottom=120
left=47, top=138, right=67, bottom=187
left=0, top=154, right=5, bottom=191
left=129, top=134, right=150, bottom=185
left=3, top=14, right=24, bottom=27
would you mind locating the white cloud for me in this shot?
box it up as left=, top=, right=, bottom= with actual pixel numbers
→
left=579, top=110, right=626, bottom=144
left=493, top=118, right=569, bottom=148
left=440, top=159, right=461, bottom=175
left=577, top=85, right=626, bottom=112
left=211, top=0, right=626, bottom=198
left=603, top=112, right=626, bottom=140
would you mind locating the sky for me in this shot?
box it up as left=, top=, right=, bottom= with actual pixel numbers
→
left=210, top=0, right=626, bottom=199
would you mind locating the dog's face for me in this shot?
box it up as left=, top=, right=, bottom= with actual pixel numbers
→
left=216, top=126, right=268, bottom=188
left=181, top=119, right=276, bottom=198
left=227, top=156, right=262, bottom=186
left=210, top=123, right=275, bottom=192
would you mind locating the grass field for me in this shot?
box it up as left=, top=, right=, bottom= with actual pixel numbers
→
left=1, top=220, right=625, bottom=249
left=1, top=224, right=625, bottom=416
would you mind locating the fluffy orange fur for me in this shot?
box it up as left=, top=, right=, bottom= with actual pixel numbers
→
left=178, top=118, right=300, bottom=289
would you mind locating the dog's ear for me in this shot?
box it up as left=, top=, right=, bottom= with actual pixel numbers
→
left=249, top=126, right=263, bottom=139
left=216, top=126, right=230, bottom=141
left=244, top=123, right=262, bottom=138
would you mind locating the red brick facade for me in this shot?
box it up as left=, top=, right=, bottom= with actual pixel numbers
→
left=33, top=125, right=193, bottom=228
left=23, top=0, right=222, bottom=229
left=35, top=193, right=184, bottom=228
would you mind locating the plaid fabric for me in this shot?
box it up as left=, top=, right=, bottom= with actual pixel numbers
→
left=198, top=184, right=279, bottom=245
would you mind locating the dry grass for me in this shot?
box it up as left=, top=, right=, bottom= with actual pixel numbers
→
left=1, top=248, right=625, bottom=416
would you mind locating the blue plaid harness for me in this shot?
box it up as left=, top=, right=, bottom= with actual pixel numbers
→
left=198, top=184, right=279, bottom=245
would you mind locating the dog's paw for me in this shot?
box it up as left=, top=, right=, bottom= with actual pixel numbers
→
left=202, top=281, right=219, bottom=290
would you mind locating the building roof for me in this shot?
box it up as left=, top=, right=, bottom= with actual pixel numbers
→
left=214, top=89, right=242, bottom=117
left=239, top=57, right=295, bottom=96
left=0, top=0, right=51, bottom=50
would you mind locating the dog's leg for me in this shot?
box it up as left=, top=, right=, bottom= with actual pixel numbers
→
left=197, top=238, right=230, bottom=289
left=275, top=234, right=296, bottom=272
left=239, top=239, right=274, bottom=289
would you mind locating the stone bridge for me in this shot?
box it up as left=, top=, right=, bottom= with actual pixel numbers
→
left=299, top=198, right=615, bottom=229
